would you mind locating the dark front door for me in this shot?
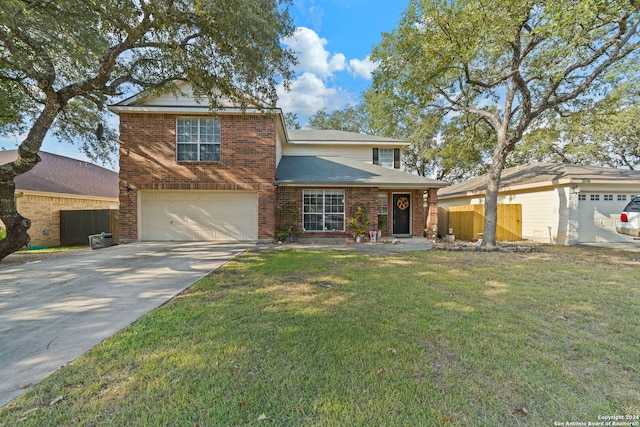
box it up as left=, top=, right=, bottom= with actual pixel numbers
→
left=392, top=194, right=411, bottom=236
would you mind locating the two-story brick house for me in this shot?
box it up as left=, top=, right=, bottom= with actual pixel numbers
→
left=109, top=84, right=446, bottom=243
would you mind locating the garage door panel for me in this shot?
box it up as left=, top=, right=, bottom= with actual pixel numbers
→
left=141, top=191, right=258, bottom=241
left=577, top=195, right=633, bottom=243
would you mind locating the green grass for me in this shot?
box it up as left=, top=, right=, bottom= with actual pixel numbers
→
left=1, top=246, right=639, bottom=426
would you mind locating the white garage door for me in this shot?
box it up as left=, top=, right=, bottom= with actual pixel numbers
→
left=140, top=191, right=258, bottom=241
left=576, top=194, right=630, bottom=243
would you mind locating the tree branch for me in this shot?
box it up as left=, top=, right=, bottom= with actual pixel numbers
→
left=58, top=7, right=155, bottom=102
left=536, top=16, right=640, bottom=115
left=463, top=63, right=517, bottom=89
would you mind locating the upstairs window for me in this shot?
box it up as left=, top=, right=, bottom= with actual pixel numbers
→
left=373, top=148, right=400, bottom=169
left=177, top=118, right=221, bottom=162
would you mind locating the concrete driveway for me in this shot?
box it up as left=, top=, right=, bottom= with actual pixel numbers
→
left=580, top=241, right=640, bottom=252
left=0, top=242, right=249, bottom=408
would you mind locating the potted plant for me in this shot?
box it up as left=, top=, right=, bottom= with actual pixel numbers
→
left=346, top=203, right=370, bottom=242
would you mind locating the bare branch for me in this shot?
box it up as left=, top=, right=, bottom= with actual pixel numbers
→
left=433, top=87, right=501, bottom=129
left=537, top=16, right=640, bottom=114
left=463, top=63, right=517, bottom=89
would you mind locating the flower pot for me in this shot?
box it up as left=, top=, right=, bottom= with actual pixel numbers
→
left=355, top=236, right=362, bottom=243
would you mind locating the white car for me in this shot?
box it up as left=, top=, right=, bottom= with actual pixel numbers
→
left=616, top=196, right=640, bottom=237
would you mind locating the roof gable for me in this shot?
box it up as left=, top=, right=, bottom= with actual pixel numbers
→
left=0, top=150, right=118, bottom=198
left=108, top=81, right=268, bottom=113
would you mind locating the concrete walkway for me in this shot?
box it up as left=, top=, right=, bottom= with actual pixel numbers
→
left=580, top=241, right=640, bottom=252
left=0, top=242, right=249, bottom=408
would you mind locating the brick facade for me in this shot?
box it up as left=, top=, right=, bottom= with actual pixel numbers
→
left=16, top=193, right=117, bottom=247
left=118, top=112, right=278, bottom=241
left=425, top=188, right=439, bottom=236
left=275, top=186, right=426, bottom=240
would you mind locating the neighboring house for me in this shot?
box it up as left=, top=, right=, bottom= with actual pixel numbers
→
left=0, top=150, right=119, bottom=247
left=108, top=84, right=447, bottom=243
left=437, top=162, right=640, bottom=245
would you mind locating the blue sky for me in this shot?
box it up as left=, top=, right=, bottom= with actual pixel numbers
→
left=0, top=0, right=409, bottom=165
left=282, top=0, right=408, bottom=122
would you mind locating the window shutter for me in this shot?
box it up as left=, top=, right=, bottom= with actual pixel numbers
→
left=373, top=148, right=379, bottom=165
left=394, top=148, right=400, bottom=169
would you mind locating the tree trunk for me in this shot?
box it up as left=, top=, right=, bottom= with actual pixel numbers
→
left=480, top=134, right=509, bottom=248
left=0, top=99, right=62, bottom=260
left=0, top=180, right=31, bottom=259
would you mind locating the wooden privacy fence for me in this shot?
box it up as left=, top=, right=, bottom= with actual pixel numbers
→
left=60, top=209, right=119, bottom=246
left=445, top=204, right=522, bottom=241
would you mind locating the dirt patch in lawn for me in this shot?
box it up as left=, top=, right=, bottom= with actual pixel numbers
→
left=0, top=248, right=89, bottom=269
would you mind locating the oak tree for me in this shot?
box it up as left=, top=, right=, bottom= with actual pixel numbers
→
left=370, top=0, right=640, bottom=246
left=308, top=104, right=373, bottom=134
left=511, top=82, right=640, bottom=169
left=0, top=0, right=295, bottom=259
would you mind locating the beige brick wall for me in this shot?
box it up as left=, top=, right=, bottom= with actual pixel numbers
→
left=15, top=193, right=117, bottom=247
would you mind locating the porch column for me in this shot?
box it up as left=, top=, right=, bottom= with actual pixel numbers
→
left=425, top=188, right=438, bottom=235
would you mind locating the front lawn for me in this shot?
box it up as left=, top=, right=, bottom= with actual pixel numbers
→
left=1, top=246, right=639, bottom=426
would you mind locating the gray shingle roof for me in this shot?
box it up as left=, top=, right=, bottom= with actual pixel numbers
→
left=0, top=150, right=119, bottom=198
left=439, top=162, right=640, bottom=198
left=276, top=156, right=447, bottom=189
left=288, top=129, right=409, bottom=145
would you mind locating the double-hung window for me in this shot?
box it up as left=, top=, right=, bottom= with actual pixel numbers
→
left=177, top=118, right=221, bottom=162
left=373, top=148, right=400, bottom=169
left=303, top=190, right=345, bottom=232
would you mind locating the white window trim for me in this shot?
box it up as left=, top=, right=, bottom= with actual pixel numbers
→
left=378, top=148, right=394, bottom=169
left=176, top=117, right=221, bottom=162
left=377, top=192, right=389, bottom=231
left=302, top=190, right=345, bottom=232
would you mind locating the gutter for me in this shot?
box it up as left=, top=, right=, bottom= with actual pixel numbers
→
left=275, top=181, right=447, bottom=190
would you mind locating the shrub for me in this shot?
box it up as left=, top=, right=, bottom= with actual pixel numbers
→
left=276, top=201, right=301, bottom=242
left=346, top=203, right=371, bottom=239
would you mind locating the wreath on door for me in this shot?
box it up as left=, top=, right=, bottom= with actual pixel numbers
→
left=396, top=197, right=409, bottom=210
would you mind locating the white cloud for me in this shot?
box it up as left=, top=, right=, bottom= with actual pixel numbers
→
left=348, top=55, right=378, bottom=80
left=282, top=27, right=346, bottom=78
left=278, top=72, right=344, bottom=116
left=278, top=27, right=370, bottom=124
